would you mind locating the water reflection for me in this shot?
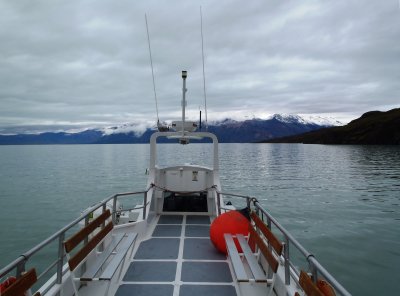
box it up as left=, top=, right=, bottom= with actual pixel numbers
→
left=219, top=144, right=400, bottom=295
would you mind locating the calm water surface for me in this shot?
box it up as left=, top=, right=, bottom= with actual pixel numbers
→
left=0, top=143, right=399, bottom=295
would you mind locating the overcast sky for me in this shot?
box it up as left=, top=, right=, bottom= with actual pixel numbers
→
left=1, top=0, right=399, bottom=132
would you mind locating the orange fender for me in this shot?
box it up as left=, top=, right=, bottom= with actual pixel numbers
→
left=317, top=279, right=336, bottom=296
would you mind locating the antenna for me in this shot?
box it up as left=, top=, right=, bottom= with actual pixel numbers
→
left=145, top=14, right=160, bottom=127
left=200, top=6, right=208, bottom=131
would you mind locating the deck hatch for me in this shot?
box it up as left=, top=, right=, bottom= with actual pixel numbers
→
left=123, top=261, right=177, bottom=282
left=181, top=262, right=233, bottom=283
left=116, top=284, right=174, bottom=296
left=180, top=285, right=237, bottom=296
left=186, top=215, right=210, bottom=224
left=183, top=238, right=225, bottom=260
left=134, top=238, right=180, bottom=259
left=185, top=225, right=210, bottom=237
left=152, top=225, right=182, bottom=237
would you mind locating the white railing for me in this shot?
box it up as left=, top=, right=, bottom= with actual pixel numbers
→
left=0, top=186, right=153, bottom=295
left=215, top=189, right=351, bottom=296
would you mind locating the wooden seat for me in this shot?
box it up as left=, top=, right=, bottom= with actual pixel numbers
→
left=295, top=270, right=336, bottom=296
left=224, top=211, right=283, bottom=296
left=2, top=268, right=40, bottom=296
left=64, top=209, right=137, bottom=296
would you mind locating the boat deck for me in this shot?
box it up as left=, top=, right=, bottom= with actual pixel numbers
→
left=115, top=214, right=238, bottom=296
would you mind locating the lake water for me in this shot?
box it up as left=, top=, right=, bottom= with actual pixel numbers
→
left=0, top=143, right=399, bottom=295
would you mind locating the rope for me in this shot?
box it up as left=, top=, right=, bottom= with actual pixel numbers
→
left=200, top=6, right=208, bottom=131
left=145, top=14, right=159, bottom=124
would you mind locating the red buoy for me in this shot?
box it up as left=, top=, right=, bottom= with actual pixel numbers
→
left=210, top=210, right=250, bottom=254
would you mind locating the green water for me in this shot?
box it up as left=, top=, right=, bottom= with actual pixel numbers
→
left=0, top=144, right=399, bottom=295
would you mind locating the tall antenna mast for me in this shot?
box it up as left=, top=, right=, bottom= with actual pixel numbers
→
left=200, top=6, right=208, bottom=131
left=145, top=14, right=160, bottom=126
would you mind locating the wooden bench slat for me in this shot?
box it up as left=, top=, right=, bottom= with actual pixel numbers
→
left=65, top=210, right=111, bottom=253
left=237, top=234, right=267, bottom=282
left=2, top=268, right=39, bottom=296
left=251, top=212, right=283, bottom=255
left=299, top=270, right=324, bottom=296
left=68, top=221, right=113, bottom=271
left=224, top=234, right=249, bottom=282
left=100, top=233, right=137, bottom=280
left=249, top=225, right=279, bottom=273
left=81, top=233, right=125, bottom=280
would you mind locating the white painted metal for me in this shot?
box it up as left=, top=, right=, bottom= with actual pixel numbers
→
left=149, top=131, right=219, bottom=171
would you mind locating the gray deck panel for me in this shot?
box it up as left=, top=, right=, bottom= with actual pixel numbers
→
left=183, top=238, right=225, bottom=260
left=181, top=262, right=233, bottom=283
left=158, top=215, right=183, bottom=224
left=180, top=285, right=237, bottom=296
left=123, top=261, right=177, bottom=282
left=152, top=225, right=182, bottom=237
left=134, top=238, right=180, bottom=259
left=186, top=215, right=210, bottom=225
left=185, top=225, right=210, bottom=237
left=116, top=284, right=174, bottom=296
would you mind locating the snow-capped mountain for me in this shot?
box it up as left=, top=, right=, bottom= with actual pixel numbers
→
left=0, top=114, right=342, bottom=144
left=269, top=114, right=343, bottom=126
left=212, top=114, right=343, bottom=127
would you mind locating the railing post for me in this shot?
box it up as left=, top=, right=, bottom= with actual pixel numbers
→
left=267, top=217, right=271, bottom=230
left=284, top=236, right=290, bottom=285
left=83, top=214, right=91, bottom=270
left=16, top=259, right=26, bottom=278
left=56, top=233, right=65, bottom=285
left=216, top=192, right=221, bottom=215
left=143, top=191, right=148, bottom=220
left=310, top=260, right=318, bottom=284
left=84, top=215, right=90, bottom=244
left=112, top=195, right=117, bottom=224
left=246, top=196, right=251, bottom=210
left=266, top=216, right=273, bottom=279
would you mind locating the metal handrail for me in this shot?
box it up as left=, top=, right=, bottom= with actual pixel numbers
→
left=214, top=189, right=351, bottom=296
left=1, top=185, right=351, bottom=296
left=0, top=186, right=153, bottom=283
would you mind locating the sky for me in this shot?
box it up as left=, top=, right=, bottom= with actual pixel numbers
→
left=1, top=0, right=399, bottom=133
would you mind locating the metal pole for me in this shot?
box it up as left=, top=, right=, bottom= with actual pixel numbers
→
left=56, top=233, right=64, bottom=284
left=284, top=237, right=290, bottom=285
left=267, top=216, right=273, bottom=279
left=84, top=215, right=89, bottom=245
left=199, top=110, right=202, bottom=131
left=216, top=192, right=221, bottom=215
left=112, top=196, right=117, bottom=224
left=16, top=259, right=26, bottom=279
left=182, top=71, right=187, bottom=134
left=310, top=261, right=318, bottom=284
left=143, top=191, right=148, bottom=220
left=246, top=196, right=251, bottom=210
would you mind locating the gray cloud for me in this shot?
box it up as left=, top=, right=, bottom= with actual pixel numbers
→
left=0, top=0, right=399, bottom=132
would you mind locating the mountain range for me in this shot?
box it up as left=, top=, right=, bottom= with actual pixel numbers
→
left=0, top=114, right=340, bottom=145
left=263, top=108, right=400, bottom=145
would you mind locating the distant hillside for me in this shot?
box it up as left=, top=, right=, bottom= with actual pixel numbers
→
left=263, top=108, right=400, bottom=145
left=0, top=114, right=339, bottom=145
